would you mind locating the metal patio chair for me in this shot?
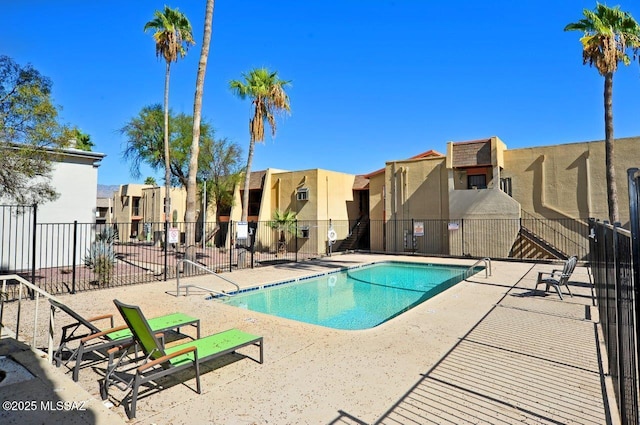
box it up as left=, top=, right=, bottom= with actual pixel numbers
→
left=49, top=299, right=199, bottom=381
left=105, top=299, right=263, bottom=419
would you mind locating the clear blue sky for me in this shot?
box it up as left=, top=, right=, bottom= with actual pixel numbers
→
left=3, top=1, right=640, bottom=185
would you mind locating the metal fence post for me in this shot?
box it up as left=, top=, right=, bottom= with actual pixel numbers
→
left=250, top=221, right=255, bottom=269
left=71, top=220, right=77, bottom=294
left=229, top=220, right=233, bottom=273
left=30, top=204, right=37, bottom=299
left=628, top=168, right=640, bottom=339
left=163, top=221, right=168, bottom=281
left=295, top=219, right=298, bottom=263
left=627, top=168, right=640, bottom=422
left=461, top=218, right=465, bottom=257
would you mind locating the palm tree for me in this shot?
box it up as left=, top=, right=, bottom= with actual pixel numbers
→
left=229, top=68, right=291, bottom=222
left=185, top=0, right=215, bottom=250
left=144, top=6, right=194, bottom=227
left=269, top=209, right=297, bottom=254
left=565, top=3, right=640, bottom=223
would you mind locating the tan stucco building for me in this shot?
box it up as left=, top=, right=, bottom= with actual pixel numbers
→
left=226, top=168, right=365, bottom=255
left=365, top=135, right=640, bottom=258
left=110, top=184, right=187, bottom=241
left=104, top=135, right=639, bottom=260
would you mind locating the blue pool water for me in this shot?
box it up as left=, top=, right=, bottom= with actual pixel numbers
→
left=220, top=261, right=482, bottom=330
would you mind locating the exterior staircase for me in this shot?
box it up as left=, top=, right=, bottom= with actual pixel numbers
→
left=516, top=226, right=569, bottom=259
left=511, top=210, right=587, bottom=260
left=336, top=216, right=369, bottom=252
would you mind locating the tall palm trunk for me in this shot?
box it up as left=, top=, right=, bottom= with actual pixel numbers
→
left=604, top=72, right=619, bottom=223
left=163, top=61, right=172, bottom=226
left=186, top=0, right=215, bottom=251
left=241, top=137, right=255, bottom=222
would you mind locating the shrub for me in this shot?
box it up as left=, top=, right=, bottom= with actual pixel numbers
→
left=84, top=231, right=116, bottom=285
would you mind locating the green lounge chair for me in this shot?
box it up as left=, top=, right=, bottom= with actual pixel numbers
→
left=108, top=299, right=263, bottom=419
left=535, top=256, right=577, bottom=300
left=49, top=299, right=199, bottom=381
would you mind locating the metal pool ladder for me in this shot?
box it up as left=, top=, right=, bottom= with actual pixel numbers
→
left=176, top=259, right=240, bottom=297
left=465, top=257, right=492, bottom=279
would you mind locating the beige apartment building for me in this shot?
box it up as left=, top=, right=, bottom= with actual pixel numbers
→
left=225, top=168, right=365, bottom=255
left=102, top=135, right=639, bottom=259
left=366, top=135, right=640, bottom=258
left=110, top=184, right=187, bottom=241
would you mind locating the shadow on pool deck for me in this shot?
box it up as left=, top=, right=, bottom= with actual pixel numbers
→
left=331, top=264, right=617, bottom=425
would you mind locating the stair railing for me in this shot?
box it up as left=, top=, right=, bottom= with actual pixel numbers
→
left=520, top=210, right=588, bottom=258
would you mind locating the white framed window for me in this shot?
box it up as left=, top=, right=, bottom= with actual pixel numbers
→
left=299, top=225, right=310, bottom=238
left=297, top=187, right=309, bottom=201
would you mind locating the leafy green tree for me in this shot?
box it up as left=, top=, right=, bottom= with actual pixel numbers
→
left=565, top=3, right=640, bottom=223
left=229, top=68, right=291, bottom=221
left=144, top=6, right=194, bottom=224
left=185, top=0, right=215, bottom=251
left=144, top=176, right=157, bottom=185
left=0, top=56, right=70, bottom=205
left=199, top=137, right=243, bottom=223
left=121, top=105, right=242, bottom=215
left=121, top=104, right=215, bottom=187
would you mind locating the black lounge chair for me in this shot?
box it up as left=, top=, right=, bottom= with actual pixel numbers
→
left=106, top=299, right=263, bottom=419
left=49, top=299, right=199, bottom=381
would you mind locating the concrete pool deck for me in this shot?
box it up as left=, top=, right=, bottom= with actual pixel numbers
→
left=0, top=254, right=617, bottom=424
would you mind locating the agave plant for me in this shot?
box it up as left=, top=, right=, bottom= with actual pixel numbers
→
left=84, top=230, right=117, bottom=285
left=96, top=226, right=118, bottom=243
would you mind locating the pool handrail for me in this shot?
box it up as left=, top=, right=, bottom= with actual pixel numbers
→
left=1, top=274, right=64, bottom=364
left=176, top=259, right=240, bottom=297
left=465, top=257, right=492, bottom=279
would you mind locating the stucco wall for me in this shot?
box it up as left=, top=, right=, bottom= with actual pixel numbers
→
left=1, top=148, right=105, bottom=271
left=447, top=188, right=521, bottom=257
left=384, top=157, right=448, bottom=221
left=448, top=188, right=520, bottom=219
left=267, top=169, right=355, bottom=254
left=369, top=157, right=448, bottom=253
left=502, top=136, right=640, bottom=224
left=38, top=155, right=100, bottom=224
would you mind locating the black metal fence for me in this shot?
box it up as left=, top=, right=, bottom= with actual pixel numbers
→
left=589, top=167, right=640, bottom=424
left=368, top=217, right=589, bottom=260
left=1, top=206, right=591, bottom=300
left=0, top=216, right=329, bottom=299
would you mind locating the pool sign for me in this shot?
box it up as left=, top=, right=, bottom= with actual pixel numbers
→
left=168, top=227, right=179, bottom=243
left=413, top=222, right=424, bottom=236
left=237, top=222, right=248, bottom=239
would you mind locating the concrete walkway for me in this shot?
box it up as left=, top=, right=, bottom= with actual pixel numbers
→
left=0, top=254, right=617, bottom=424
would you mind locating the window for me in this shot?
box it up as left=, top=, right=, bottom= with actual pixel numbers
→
left=247, top=190, right=262, bottom=216
left=500, top=177, right=512, bottom=197
left=467, top=174, right=487, bottom=189
left=299, top=225, right=310, bottom=238
left=132, top=197, right=141, bottom=216
left=297, top=188, right=309, bottom=201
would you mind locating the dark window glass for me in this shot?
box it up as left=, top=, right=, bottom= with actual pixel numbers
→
left=468, top=174, right=487, bottom=189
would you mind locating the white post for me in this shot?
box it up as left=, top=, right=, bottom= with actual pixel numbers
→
left=203, top=179, right=207, bottom=249
left=32, top=292, right=39, bottom=348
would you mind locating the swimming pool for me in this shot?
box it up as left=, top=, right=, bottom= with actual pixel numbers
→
left=220, top=261, right=482, bottom=330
